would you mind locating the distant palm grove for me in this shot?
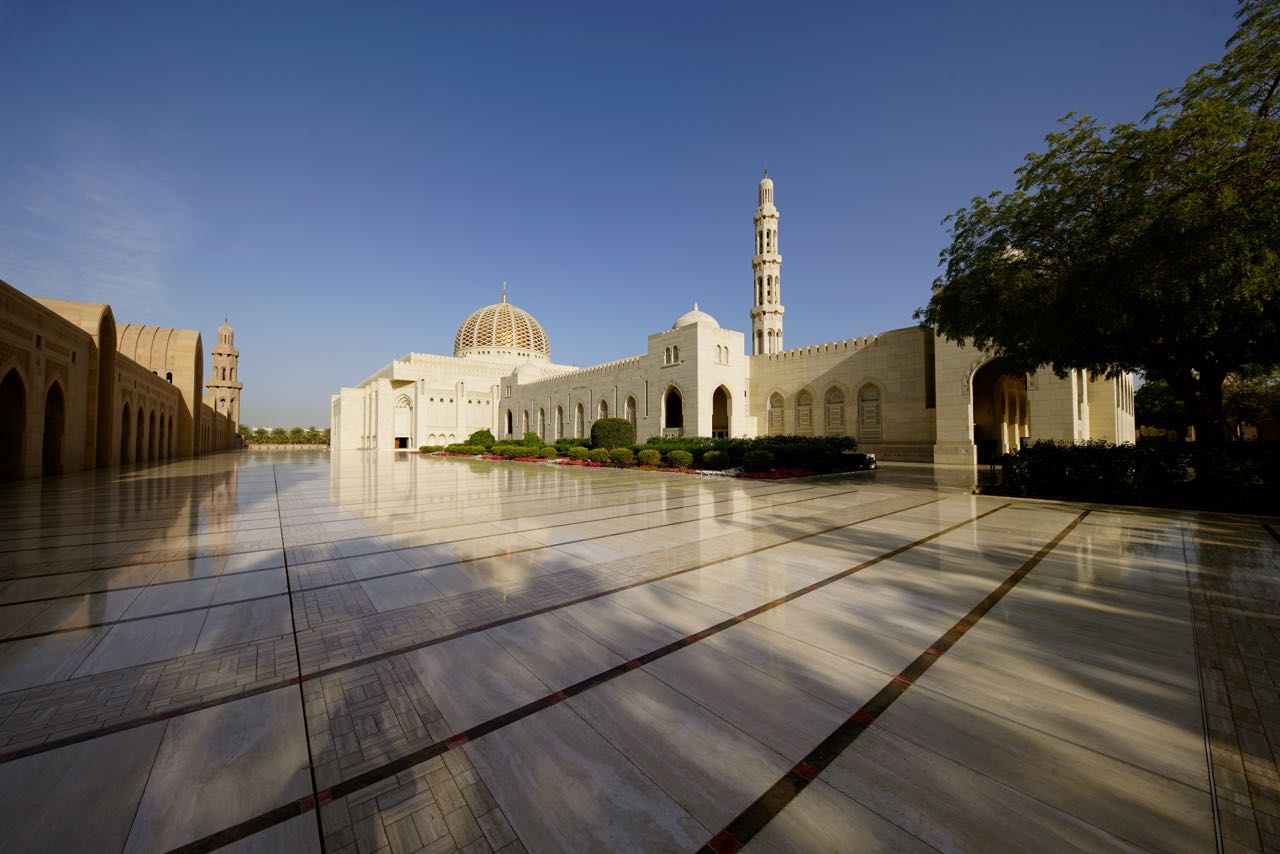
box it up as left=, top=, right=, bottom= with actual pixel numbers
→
left=239, top=426, right=331, bottom=445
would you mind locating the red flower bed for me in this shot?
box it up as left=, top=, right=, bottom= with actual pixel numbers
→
left=737, top=467, right=815, bottom=480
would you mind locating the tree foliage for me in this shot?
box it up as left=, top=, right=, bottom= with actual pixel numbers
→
left=918, top=1, right=1280, bottom=442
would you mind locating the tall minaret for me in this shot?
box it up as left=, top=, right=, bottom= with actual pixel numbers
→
left=206, top=318, right=243, bottom=429
left=751, top=170, right=784, bottom=355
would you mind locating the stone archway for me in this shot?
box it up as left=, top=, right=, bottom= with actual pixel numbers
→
left=0, top=369, right=26, bottom=480
left=663, top=387, right=683, bottom=435
left=42, top=382, right=66, bottom=476
left=711, top=386, right=730, bottom=438
left=971, top=358, right=1029, bottom=464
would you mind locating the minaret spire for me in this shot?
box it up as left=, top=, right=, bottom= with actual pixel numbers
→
left=501, top=281, right=507, bottom=303
left=750, top=171, right=784, bottom=355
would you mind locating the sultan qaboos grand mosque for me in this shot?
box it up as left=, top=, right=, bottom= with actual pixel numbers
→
left=331, top=173, right=1136, bottom=464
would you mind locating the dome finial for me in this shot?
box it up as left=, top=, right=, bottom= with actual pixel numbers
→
left=763, top=164, right=768, bottom=178
left=501, top=281, right=507, bottom=303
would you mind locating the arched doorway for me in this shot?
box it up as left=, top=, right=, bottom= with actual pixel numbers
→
left=505, top=409, right=513, bottom=438
left=42, top=382, right=66, bottom=476
left=767, top=393, right=784, bottom=434
left=135, top=407, right=144, bottom=464
left=857, top=384, right=882, bottom=442
left=393, top=395, right=412, bottom=449
left=663, top=387, right=683, bottom=435
left=598, top=399, right=609, bottom=420
left=971, top=358, right=1029, bottom=464
left=555, top=405, right=564, bottom=440
left=0, top=369, right=26, bottom=480
left=824, top=387, right=846, bottom=435
left=711, top=386, right=730, bottom=438
left=575, top=403, right=584, bottom=437
left=120, top=403, right=132, bottom=465
left=625, top=396, right=637, bottom=433
left=538, top=408, right=546, bottom=440
left=795, top=390, right=813, bottom=435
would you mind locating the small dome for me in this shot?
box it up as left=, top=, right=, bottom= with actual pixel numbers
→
left=454, top=293, right=550, bottom=361
left=672, top=302, right=719, bottom=330
left=759, top=174, right=773, bottom=190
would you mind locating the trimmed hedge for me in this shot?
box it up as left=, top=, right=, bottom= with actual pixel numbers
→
left=419, top=445, right=443, bottom=453
left=465, top=429, right=496, bottom=449
left=588, top=448, right=612, bottom=464
left=998, top=440, right=1279, bottom=512
left=443, top=444, right=485, bottom=455
left=567, top=446, right=590, bottom=461
left=538, top=446, right=558, bottom=459
left=666, top=450, right=694, bottom=468
left=591, top=418, right=635, bottom=451
left=637, top=449, right=661, bottom=467
left=609, top=447, right=634, bottom=465
left=554, top=437, right=591, bottom=453
left=742, top=449, right=774, bottom=472
left=701, top=450, right=730, bottom=470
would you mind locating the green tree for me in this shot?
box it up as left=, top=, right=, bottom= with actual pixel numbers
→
left=1223, top=365, right=1280, bottom=431
left=304, top=426, right=322, bottom=444
left=1135, top=379, right=1191, bottom=437
left=252, top=427, right=269, bottom=445
left=287, top=427, right=306, bottom=445
left=918, top=1, right=1280, bottom=444
left=321, top=428, right=332, bottom=446
left=269, top=427, right=288, bottom=444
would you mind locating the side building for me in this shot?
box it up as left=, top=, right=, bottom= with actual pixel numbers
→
left=332, top=173, right=1135, bottom=463
left=0, top=278, right=243, bottom=480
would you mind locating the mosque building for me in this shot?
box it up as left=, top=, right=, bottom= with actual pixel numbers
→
left=331, top=173, right=1136, bottom=464
left=0, top=278, right=242, bottom=480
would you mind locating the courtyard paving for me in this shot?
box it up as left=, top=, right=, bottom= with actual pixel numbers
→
left=0, top=450, right=1275, bottom=852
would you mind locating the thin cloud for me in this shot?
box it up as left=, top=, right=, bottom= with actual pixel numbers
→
left=0, top=138, right=190, bottom=312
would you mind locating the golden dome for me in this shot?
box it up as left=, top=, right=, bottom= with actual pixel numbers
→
left=453, top=292, right=550, bottom=361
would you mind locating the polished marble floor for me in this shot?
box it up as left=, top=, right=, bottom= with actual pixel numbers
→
left=0, top=450, right=1275, bottom=853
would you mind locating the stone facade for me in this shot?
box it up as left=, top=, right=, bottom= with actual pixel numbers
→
left=332, top=175, right=1135, bottom=463
left=0, top=278, right=242, bottom=480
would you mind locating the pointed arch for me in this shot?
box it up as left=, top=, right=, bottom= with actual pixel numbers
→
left=625, top=395, right=637, bottom=433
left=662, top=385, right=684, bottom=433
left=795, top=388, right=814, bottom=435
left=857, top=383, right=882, bottom=442
left=767, top=391, right=785, bottom=435
left=1, top=368, right=27, bottom=480
left=711, top=385, right=731, bottom=438
left=823, top=385, right=847, bottom=435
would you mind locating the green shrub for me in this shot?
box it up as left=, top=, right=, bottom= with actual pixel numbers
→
left=666, top=450, right=694, bottom=468
left=591, top=418, right=635, bottom=450
left=701, top=449, right=730, bottom=470
left=418, top=445, right=442, bottom=454
left=588, top=448, right=612, bottom=464
left=465, top=429, right=496, bottom=449
left=609, top=447, right=634, bottom=465
left=637, top=449, right=661, bottom=467
left=567, top=446, right=590, bottom=461
left=444, top=444, right=484, bottom=455
left=521, top=431, right=542, bottom=447
left=538, top=446, right=558, bottom=459
left=742, top=449, right=775, bottom=472
left=490, top=444, right=523, bottom=458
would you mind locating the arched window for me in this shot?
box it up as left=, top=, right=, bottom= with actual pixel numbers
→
left=505, top=409, right=513, bottom=437
left=663, top=387, right=683, bottom=432
left=795, top=390, right=813, bottom=434
left=664, top=347, right=671, bottom=365
left=766, top=330, right=775, bottom=354
left=767, top=393, right=784, bottom=434
left=672, top=345, right=680, bottom=362
left=575, top=402, right=585, bottom=437
left=221, top=367, right=227, bottom=381
left=824, top=387, right=845, bottom=435
left=858, top=384, right=882, bottom=441
left=756, top=330, right=763, bottom=355
left=756, top=276, right=763, bottom=304
left=538, top=408, right=546, bottom=440
left=598, top=399, right=608, bottom=420
left=625, top=396, right=637, bottom=431
left=522, top=410, right=529, bottom=434
left=555, top=405, right=564, bottom=440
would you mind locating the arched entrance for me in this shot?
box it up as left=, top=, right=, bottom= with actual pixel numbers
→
left=767, top=393, right=784, bottom=434
left=393, top=396, right=412, bottom=449
left=971, top=358, right=1029, bottom=464
left=663, top=387, right=683, bottom=436
left=857, top=384, right=881, bottom=441
left=120, top=403, right=132, bottom=465
left=711, top=386, right=730, bottom=438
left=42, top=382, right=66, bottom=476
left=505, top=409, right=513, bottom=437
left=1, top=369, right=26, bottom=480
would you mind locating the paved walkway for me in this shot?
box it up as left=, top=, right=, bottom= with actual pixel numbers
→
left=0, top=450, right=1274, bottom=852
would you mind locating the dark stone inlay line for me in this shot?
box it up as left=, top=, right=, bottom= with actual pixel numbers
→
left=0, top=495, right=947, bottom=766
left=1264, top=523, right=1279, bottom=545
left=164, top=502, right=1013, bottom=854
left=696, top=509, right=1090, bottom=854
left=0, top=483, right=851, bottom=641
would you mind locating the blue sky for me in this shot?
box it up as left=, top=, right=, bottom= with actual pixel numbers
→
left=1, top=0, right=1238, bottom=427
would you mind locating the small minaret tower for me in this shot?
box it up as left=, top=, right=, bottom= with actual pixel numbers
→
left=206, top=318, right=242, bottom=429
left=751, top=170, right=784, bottom=355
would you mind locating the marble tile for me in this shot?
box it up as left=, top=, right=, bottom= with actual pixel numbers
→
left=745, top=778, right=935, bottom=853
left=465, top=703, right=707, bottom=852
left=487, top=611, right=623, bottom=688
left=552, top=595, right=684, bottom=659
left=222, top=812, right=322, bottom=853
left=212, top=567, right=288, bottom=604
left=0, top=721, right=166, bottom=853
left=13, top=587, right=144, bottom=635
left=121, top=577, right=217, bottom=618
left=195, top=597, right=293, bottom=652
left=408, top=631, right=549, bottom=732
left=124, top=687, right=313, bottom=852
left=359, top=569, right=447, bottom=613
left=0, top=626, right=111, bottom=693
left=73, top=611, right=206, bottom=677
